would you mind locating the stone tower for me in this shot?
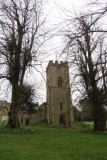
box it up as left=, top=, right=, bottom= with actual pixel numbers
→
left=46, top=60, right=74, bottom=125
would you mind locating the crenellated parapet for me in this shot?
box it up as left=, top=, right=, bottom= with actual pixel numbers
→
left=48, top=60, right=68, bottom=65
left=46, top=60, right=68, bottom=72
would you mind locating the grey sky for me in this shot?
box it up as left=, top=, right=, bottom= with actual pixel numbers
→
left=35, top=0, right=89, bottom=103
left=0, top=0, right=88, bottom=104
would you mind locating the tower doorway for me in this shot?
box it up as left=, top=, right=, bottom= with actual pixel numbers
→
left=59, top=114, right=65, bottom=125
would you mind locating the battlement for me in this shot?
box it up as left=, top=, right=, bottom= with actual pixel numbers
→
left=46, top=60, right=68, bottom=72
left=48, top=60, right=68, bottom=65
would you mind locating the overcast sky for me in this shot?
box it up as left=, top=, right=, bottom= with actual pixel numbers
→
left=0, top=0, right=89, bottom=104
left=37, top=0, right=89, bottom=103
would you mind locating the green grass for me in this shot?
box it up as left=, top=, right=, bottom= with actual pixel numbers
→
left=0, top=125, right=107, bottom=160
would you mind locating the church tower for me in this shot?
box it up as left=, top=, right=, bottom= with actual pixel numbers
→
left=46, top=60, right=74, bottom=125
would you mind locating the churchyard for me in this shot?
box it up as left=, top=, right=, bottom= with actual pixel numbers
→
left=0, top=123, right=107, bottom=160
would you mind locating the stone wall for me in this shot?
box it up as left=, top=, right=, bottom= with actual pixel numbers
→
left=0, top=100, right=9, bottom=122
left=18, top=102, right=47, bottom=125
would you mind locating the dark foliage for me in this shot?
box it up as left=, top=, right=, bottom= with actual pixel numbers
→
left=19, top=84, right=38, bottom=115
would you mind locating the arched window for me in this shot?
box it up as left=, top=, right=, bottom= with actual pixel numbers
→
left=58, top=76, right=62, bottom=87
left=60, top=102, right=63, bottom=111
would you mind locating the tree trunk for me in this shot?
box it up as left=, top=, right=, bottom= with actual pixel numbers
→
left=94, top=119, right=106, bottom=131
left=93, top=104, right=106, bottom=131
left=91, top=82, right=106, bottom=131
left=7, top=83, right=20, bottom=129
left=7, top=107, right=19, bottom=129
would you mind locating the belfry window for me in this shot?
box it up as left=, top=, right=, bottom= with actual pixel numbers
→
left=58, top=76, right=62, bottom=87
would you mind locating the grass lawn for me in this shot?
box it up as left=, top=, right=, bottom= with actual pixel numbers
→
left=0, top=125, right=107, bottom=160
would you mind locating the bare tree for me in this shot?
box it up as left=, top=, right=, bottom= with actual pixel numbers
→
left=64, top=14, right=107, bottom=131
left=0, top=0, right=46, bottom=128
